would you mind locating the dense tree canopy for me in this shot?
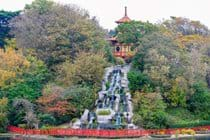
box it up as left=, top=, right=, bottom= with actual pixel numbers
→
left=133, top=92, right=167, bottom=129
left=115, top=21, right=157, bottom=47
left=1, top=0, right=210, bottom=131
left=0, top=0, right=110, bottom=130
left=0, top=98, right=8, bottom=132
left=57, top=52, right=108, bottom=89
left=0, top=10, right=20, bottom=48
left=163, top=17, right=210, bottom=36
left=11, top=0, right=107, bottom=66
left=0, top=47, right=30, bottom=88
left=128, top=17, right=210, bottom=128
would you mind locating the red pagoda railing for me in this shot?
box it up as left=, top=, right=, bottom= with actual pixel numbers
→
left=7, top=125, right=210, bottom=138
left=113, top=51, right=135, bottom=58
left=114, top=51, right=127, bottom=57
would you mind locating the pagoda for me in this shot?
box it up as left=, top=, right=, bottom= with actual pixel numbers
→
left=109, top=7, right=133, bottom=59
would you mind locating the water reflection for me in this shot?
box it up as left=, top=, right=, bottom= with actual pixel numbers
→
left=179, top=136, right=210, bottom=140
left=0, top=136, right=47, bottom=140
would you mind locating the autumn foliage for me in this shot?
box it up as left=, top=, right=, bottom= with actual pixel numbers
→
left=36, top=85, right=74, bottom=116
left=0, top=48, right=29, bottom=87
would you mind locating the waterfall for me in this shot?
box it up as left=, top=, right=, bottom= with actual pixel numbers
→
left=72, top=65, right=137, bottom=129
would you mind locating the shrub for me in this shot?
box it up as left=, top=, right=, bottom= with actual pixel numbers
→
left=187, top=82, right=210, bottom=119
left=0, top=98, right=8, bottom=132
left=71, top=118, right=78, bottom=123
left=63, top=85, right=96, bottom=118
left=105, top=82, right=110, bottom=90
left=97, top=110, right=111, bottom=116
left=127, top=71, right=152, bottom=92
left=197, top=127, right=208, bottom=131
left=180, top=129, right=195, bottom=135
left=156, top=130, right=166, bottom=135
left=133, top=92, right=167, bottom=129
left=18, top=124, right=27, bottom=129
left=169, top=120, right=210, bottom=128
left=40, top=125, right=55, bottom=130
left=39, top=114, right=56, bottom=126
left=115, top=57, right=125, bottom=65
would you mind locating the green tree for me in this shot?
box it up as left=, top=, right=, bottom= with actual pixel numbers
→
left=104, top=45, right=116, bottom=63
left=166, top=84, right=186, bottom=107
left=127, top=70, right=151, bottom=92
left=0, top=97, right=8, bottom=132
left=63, top=85, right=96, bottom=117
left=187, top=82, right=210, bottom=119
left=1, top=56, right=49, bottom=102
left=57, top=52, right=108, bottom=89
left=131, top=52, right=145, bottom=72
left=133, top=92, right=167, bottom=129
left=115, top=21, right=157, bottom=45
left=129, top=17, right=210, bottom=129
left=0, top=10, right=20, bottom=48
left=25, top=0, right=54, bottom=14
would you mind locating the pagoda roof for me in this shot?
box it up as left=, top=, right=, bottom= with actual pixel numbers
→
left=116, top=7, right=131, bottom=24
left=116, top=16, right=131, bottom=24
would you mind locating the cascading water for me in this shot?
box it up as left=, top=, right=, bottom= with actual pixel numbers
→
left=72, top=65, right=137, bottom=129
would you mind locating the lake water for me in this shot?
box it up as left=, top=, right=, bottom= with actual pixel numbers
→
left=177, top=136, right=210, bottom=140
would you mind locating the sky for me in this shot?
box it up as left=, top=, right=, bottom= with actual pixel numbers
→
left=0, top=0, right=210, bottom=29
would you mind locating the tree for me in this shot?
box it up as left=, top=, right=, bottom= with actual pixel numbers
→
left=0, top=47, right=29, bottom=88
left=36, top=84, right=78, bottom=125
left=187, top=82, right=210, bottom=119
left=143, top=49, right=170, bottom=88
left=115, top=21, right=157, bottom=46
left=24, top=0, right=54, bottom=14
left=12, top=99, right=38, bottom=128
left=2, top=56, right=49, bottom=102
left=36, top=84, right=70, bottom=116
left=129, top=22, right=210, bottom=128
left=0, top=10, right=20, bottom=48
left=127, top=70, right=151, bottom=92
left=133, top=31, right=178, bottom=74
left=38, top=113, right=56, bottom=126
left=133, top=92, right=167, bottom=129
left=0, top=97, right=8, bottom=132
left=165, top=82, right=186, bottom=107
left=11, top=0, right=107, bottom=66
left=63, top=85, right=96, bottom=117
left=104, top=45, right=116, bottom=63
left=163, top=17, right=210, bottom=36
left=37, top=84, right=96, bottom=125
left=57, top=52, right=108, bottom=89
left=131, top=52, right=145, bottom=72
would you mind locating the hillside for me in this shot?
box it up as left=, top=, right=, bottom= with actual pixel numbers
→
left=0, top=0, right=210, bottom=132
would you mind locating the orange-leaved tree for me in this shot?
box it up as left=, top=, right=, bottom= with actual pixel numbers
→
left=0, top=47, right=30, bottom=87
left=36, top=84, right=75, bottom=116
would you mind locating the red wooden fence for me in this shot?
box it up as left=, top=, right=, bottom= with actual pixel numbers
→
left=8, top=125, right=210, bottom=138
